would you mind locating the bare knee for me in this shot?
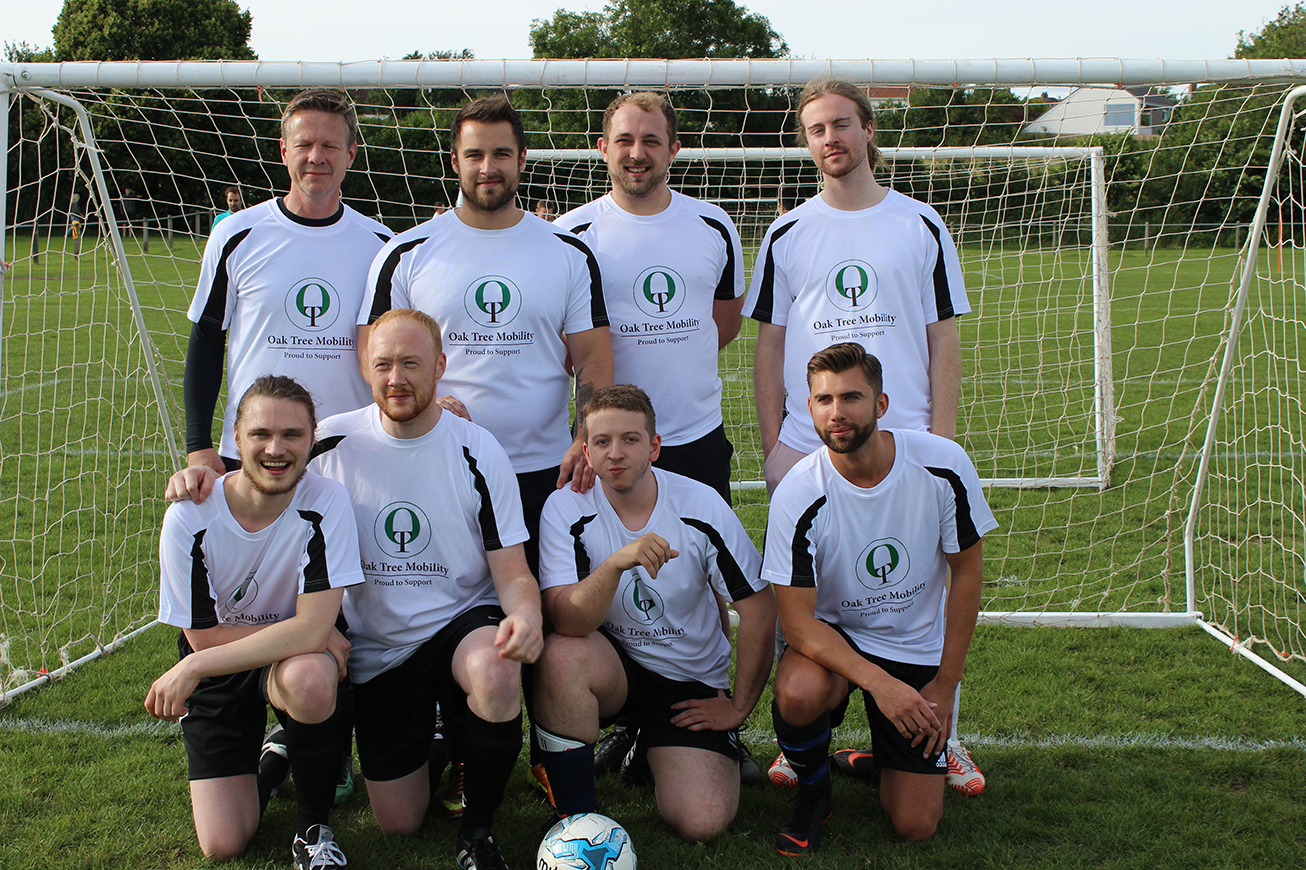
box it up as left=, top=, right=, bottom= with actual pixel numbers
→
left=891, top=811, right=941, bottom=842
left=374, top=807, right=424, bottom=837
left=666, top=810, right=731, bottom=842
left=198, top=832, right=249, bottom=862
left=463, top=648, right=521, bottom=719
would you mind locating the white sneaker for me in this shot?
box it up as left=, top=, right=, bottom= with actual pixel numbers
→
left=946, top=740, right=986, bottom=796
left=292, top=824, right=347, bottom=869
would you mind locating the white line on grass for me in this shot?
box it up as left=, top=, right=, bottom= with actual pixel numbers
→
left=749, top=726, right=1306, bottom=753
left=1, top=717, right=178, bottom=737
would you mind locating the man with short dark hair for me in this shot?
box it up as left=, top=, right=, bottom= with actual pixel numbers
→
left=764, top=343, right=995, bottom=854
left=150, top=375, right=363, bottom=869
left=186, top=87, right=392, bottom=477
left=212, top=185, right=245, bottom=231
left=534, top=385, right=775, bottom=841
left=358, top=94, right=614, bottom=576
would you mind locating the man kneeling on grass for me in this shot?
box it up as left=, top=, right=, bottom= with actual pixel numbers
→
left=764, top=344, right=997, bottom=854
left=147, top=375, right=362, bottom=868
left=533, top=385, right=776, bottom=841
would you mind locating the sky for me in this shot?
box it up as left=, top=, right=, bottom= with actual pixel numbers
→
left=3, top=0, right=1297, bottom=63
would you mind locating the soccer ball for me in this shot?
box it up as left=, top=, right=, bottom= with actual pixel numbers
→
left=537, top=813, right=636, bottom=870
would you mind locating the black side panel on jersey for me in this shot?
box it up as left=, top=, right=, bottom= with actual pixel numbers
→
left=198, top=228, right=254, bottom=329
left=310, top=434, right=347, bottom=461
left=190, top=529, right=219, bottom=629
left=568, top=514, right=600, bottom=580
left=680, top=516, right=754, bottom=601
left=297, top=509, right=331, bottom=594
left=554, top=232, right=609, bottom=327
left=365, top=237, right=430, bottom=324
left=462, top=446, right=503, bottom=550
left=750, top=219, right=800, bottom=323
left=699, top=215, right=738, bottom=301
left=917, top=215, right=956, bottom=321
left=788, top=495, right=827, bottom=588
left=567, top=222, right=593, bottom=235
left=925, top=465, right=980, bottom=550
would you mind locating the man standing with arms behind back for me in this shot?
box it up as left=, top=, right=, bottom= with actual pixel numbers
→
left=745, top=78, right=984, bottom=795
left=556, top=92, right=746, bottom=505
left=186, top=88, right=391, bottom=477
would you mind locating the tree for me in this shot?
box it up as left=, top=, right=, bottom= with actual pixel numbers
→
left=1236, top=3, right=1306, bottom=58
left=53, top=0, right=256, bottom=61
left=530, top=0, right=787, bottom=58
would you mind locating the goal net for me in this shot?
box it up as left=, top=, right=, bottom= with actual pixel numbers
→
left=1, top=59, right=1301, bottom=700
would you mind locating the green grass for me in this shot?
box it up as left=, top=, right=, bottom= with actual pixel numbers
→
left=2, top=231, right=1306, bottom=866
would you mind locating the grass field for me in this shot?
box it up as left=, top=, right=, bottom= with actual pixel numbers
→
left=2, top=229, right=1305, bottom=868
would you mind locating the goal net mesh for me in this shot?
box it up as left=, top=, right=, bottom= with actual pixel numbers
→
left=0, top=67, right=1299, bottom=697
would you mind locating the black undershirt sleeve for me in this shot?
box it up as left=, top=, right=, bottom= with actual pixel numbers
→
left=183, top=320, right=228, bottom=454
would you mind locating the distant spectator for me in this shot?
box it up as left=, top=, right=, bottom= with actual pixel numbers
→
left=533, top=199, right=556, bottom=221
left=67, top=193, right=86, bottom=239
left=211, top=186, right=245, bottom=232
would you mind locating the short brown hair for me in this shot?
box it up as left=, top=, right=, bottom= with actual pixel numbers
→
left=234, top=374, right=318, bottom=433
left=370, top=308, right=443, bottom=355
left=452, top=94, right=525, bottom=154
left=796, top=79, right=882, bottom=172
left=602, top=92, right=678, bottom=143
left=806, top=343, right=883, bottom=394
left=582, top=384, right=656, bottom=439
left=282, top=88, right=359, bottom=149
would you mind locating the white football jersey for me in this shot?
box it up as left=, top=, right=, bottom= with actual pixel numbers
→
left=556, top=192, right=745, bottom=446
left=158, top=470, right=364, bottom=630
left=744, top=190, right=969, bottom=452
left=311, top=405, right=529, bottom=683
left=762, top=430, right=997, bottom=665
left=539, top=467, right=765, bottom=687
left=189, top=199, right=391, bottom=458
left=359, top=210, right=607, bottom=473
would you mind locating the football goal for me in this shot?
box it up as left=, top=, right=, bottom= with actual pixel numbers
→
left=0, top=58, right=1302, bottom=702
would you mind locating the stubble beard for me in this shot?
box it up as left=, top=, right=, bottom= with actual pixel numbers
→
left=612, top=162, right=668, bottom=199
left=241, top=459, right=307, bottom=497
left=460, top=174, right=518, bottom=214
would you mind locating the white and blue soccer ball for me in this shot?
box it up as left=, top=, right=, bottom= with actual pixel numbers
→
left=537, top=812, right=636, bottom=870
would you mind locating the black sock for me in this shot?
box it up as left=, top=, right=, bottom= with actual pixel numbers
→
left=458, top=710, right=522, bottom=834
left=773, top=700, right=832, bottom=793
left=283, top=685, right=349, bottom=837
left=538, top=728, right=597, bottom=816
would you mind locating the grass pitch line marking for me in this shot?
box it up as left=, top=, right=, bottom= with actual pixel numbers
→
left=761, top=726, right=1306, bottom=753
left=1, top=717, right=178, bottom=737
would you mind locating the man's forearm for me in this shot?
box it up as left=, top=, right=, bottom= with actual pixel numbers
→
left=729, top=589, right=777, bottom=717
left=183, top=321, right=226, bottom=453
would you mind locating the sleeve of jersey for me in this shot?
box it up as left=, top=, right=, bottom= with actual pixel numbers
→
left=157, top=506, right=219, bottom=630
left=926, top=449, right=998, bottom=553
left=294, top=481, right=366, bottom=595
left=684, top=502, right=764, bottom=603
left=760, top=486, right=824, bottom=589
left=537, top=490, right=587, bottom=591
left=555, top=233, right=609, bottom=332
left=188, top=225, right=249, bottom=329
left=917, top=212, right=970, bottom=322
left=464, top=430, right=530, bottom=552
left=359, top=236, right=414, bottom=325
left=700, top=212, right=746, bottom=301
left=742, top=218, right=797, bottom=325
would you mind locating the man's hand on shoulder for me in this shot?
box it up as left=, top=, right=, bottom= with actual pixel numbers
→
left=436, top=395, right=472, bottom=421
left=187, top=448, right=226, bottom=477
left=166, top=466, right=220, bottom=504
left=557, top=438, right=595, bottom=493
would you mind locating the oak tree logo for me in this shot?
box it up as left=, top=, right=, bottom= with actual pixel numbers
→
left=620, top=567, right=666, bottom=625
left=632, top=266, right=686, bottom=318
left=373, top=502, right=432, bottom=559
left=853, top=537, right=911, bottom=591
left=284, top=278, right=341, bottom=331
left=463, top=276, right=523, bottom=328
left=824, top=260, right=879, bottom=312
left=220, top=571, right=258, bottom=619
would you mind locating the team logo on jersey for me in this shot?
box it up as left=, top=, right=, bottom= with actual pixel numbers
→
left=283, top=278, right=342, bottom=332
left=463, top=276, right=523, bottom=328
left=824, top=260, right=879, bottom=312
left=632, top=266, right=686, bottom=318
left=373, top=502, right=432, bottom=558
left=853, top=537, right=911, bottom=590
left=620, top=568, right=666, bottom=625
left=219, top=570, right=259, bottom=619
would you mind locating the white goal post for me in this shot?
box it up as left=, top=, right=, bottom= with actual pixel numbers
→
left=2, top=58, right=1304, bottom=703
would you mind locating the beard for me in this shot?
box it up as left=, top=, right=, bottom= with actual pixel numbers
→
left=816, top=146, right=867, bottom=180
left=241, top=458, right=308, bottom=496
left=460, top=173, right=518, bottom=213
left=819, top=417, right=875, bottom=455
left=377, top=386, right=434, bottom=424
left=611, top=161, right=669, bottom=198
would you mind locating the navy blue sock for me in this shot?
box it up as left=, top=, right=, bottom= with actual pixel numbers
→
left=772, top=700, right=832, bottom=794
left=539, top=731, right=598, bottom=816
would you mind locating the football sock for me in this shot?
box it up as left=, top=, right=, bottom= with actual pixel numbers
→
left=537, top=726, right=597, bottom=816
left=283, top=686, right=350, bottom=837
left=459, top=710, right=522, bottom=833
left=773, top=700, right=832, bottom=793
